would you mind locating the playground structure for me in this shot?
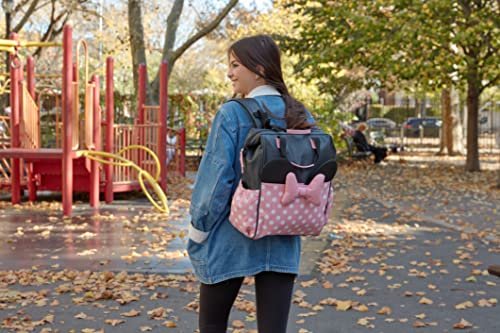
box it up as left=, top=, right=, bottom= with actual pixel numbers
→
left=0, top=25, right=186, bottom=215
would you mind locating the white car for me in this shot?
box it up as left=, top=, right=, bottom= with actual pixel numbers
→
left=366, top=118, right=396, bottom=130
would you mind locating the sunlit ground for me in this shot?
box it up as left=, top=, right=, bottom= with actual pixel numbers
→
left=387, top=148, right=500, bottom=170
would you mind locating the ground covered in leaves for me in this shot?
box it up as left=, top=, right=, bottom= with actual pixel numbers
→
left=0, top=155, right=498, bottom=332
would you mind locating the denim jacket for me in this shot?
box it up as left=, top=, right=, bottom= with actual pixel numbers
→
left=188, top=86, right=314, bottom=284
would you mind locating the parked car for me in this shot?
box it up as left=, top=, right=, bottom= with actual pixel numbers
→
left=366, top=118, right=397, bottom=130
left=403, top=117, right=442, bottom=137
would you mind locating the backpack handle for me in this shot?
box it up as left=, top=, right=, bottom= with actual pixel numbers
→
left=286, top=129, right=312, bottom=135
left=276, top=136, right=321, bottom=168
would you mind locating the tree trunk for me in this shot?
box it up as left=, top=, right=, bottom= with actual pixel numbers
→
left=421, top=93, right=427, bottom=117
left=438, top=88, right=453, bottom=155
left=465, top=71, right=481, bottom=172
left=128, top=0, right=148, bottom=102
left=452, top=110, right=465, bottom=155
left=415, top=97, right=421, bottom=118
left=149, top=0, right=185, bottom=102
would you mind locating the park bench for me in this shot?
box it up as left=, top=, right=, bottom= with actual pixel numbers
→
left=344, top=136, right=372, bottom=160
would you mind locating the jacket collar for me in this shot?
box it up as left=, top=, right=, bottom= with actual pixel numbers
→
left=247, top=85, right=281, bottom=98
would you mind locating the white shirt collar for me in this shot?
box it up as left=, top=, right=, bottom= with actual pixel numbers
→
left=247, top=85, right=281, bottom=98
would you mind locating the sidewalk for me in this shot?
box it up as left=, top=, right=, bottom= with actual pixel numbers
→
left=0, top=156, right=498, bottom=332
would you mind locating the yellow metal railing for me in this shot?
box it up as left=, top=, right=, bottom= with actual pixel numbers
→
left=0, top=40, right=61, bottom=54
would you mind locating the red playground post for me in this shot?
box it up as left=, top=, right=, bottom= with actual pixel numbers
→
left=89, top=75, right=100, bottom=208
left=159, top=61, right=168, bottom=191
left=26, top=56, right=37, bottom=202
left=9, top=32, right=21, bottom=205
left=104, top=57, right=114, bottom=203
left=62, top=25, right=74, bottom=216
left=137, top=64, right=146, bottom=125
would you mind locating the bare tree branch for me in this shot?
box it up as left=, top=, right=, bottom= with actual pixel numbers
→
left=33, top=1, right=70, bottom=57
left=13, top=0, right=41, bottom=32
left=33, top=0, right=58, bottom=56
left=148, top=0, right=238, bottom=100
left=163, top=0, right=185, bottom=62
left=170, top=0, right=238, bottom=67
left=13, top=0, right=32, bottom=13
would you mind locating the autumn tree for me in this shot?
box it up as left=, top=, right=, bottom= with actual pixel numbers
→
left=219, top=0, right=351, bottom=133
left=127, top=0, right=238, bottom=101
left=285, top=0, right=499, bottom=171
left=0, top=0, right=96, bottom=110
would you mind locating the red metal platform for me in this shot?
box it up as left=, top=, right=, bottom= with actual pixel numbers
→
left=0, top=148, right=78, bottom=160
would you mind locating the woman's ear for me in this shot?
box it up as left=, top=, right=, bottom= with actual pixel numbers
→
left=256, top=65, right=265, bottom=77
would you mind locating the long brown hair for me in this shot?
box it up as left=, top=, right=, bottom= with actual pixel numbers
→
left=228, top=35, right=312, bottom=129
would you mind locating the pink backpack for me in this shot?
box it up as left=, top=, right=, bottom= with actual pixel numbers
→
left=229, top=99, right=337, bottom=239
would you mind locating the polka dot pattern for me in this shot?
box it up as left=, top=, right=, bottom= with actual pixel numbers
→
left=230, top=181, right=334, bottom=239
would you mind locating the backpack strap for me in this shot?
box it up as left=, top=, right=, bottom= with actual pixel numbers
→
left=230, top=98, right=285, bottom=130
left=230, top=98, right=264, bottom=128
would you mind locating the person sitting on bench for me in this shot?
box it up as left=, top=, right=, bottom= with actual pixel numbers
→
left=342, top=122, right=387, bottom=164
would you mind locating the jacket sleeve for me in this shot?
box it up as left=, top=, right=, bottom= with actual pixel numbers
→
left=188, top=108, right=237, bottom=243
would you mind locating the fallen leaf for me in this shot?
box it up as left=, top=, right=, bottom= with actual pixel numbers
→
left=453, top=318, right=473, bottom=329
left=121, top=309, right=141, bottom=317
left=419, top=297, right=433, bottom=305
left=163, top=321, right=177, bottom=328
left=357, top=316, right=375, bottom=328
left=322, top=281, right=333, bottom=289
left=336, top=300, right=352, bottom=311
left=312, top=305, right=324, bottom=311
left=105, top=319, right=125, bottom=326
left=377, top=306, right=392, bottom=315
left=356, top=289, right=367, bottom=296
left=43, top=314, right=54, bottom=324
left=465, top=276, right=477, bottom=283
left=300, top=279, right=318, bottom=288
left=75, top=312, right=88, bottom=319
left=147, top=307, right=165, bottom=319
left=298, top=312, right=317, bottom=317
left=455, top=301, right=474, bottom=310
left=413, top=320, right=427, bottom=328
left=354, top=304, right=369, bottom=312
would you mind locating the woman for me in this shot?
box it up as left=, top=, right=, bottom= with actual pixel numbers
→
left=187, top=35, right=314, bottom=333
left=352, top=123, right=387, bottom=164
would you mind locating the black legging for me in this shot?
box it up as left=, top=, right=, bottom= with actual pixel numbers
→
left=199, top=271, right=296, bottom=333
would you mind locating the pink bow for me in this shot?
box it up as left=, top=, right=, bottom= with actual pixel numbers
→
left=281, top=173, right=325, bottom=206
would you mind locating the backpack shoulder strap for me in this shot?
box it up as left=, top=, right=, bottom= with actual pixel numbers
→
left=229, top=98, right=263, bottom=128
left=229, top=98, right=286, bottom=130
